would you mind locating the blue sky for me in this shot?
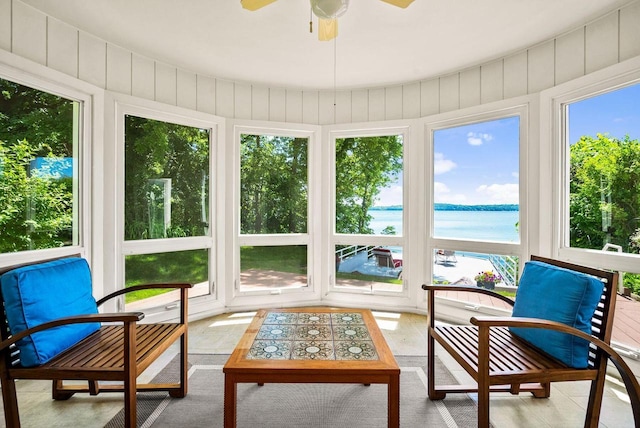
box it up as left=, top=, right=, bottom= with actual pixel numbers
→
left=377, top=82, right=640, bottom=207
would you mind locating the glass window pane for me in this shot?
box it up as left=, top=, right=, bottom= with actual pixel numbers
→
left=335, top=135, right=403, bottom=235
left=124, top=249, right=209, bottom=310
left=240, top=245, right=307, bottom=290
left=567, top=83, right=640, bottom=254
left=433, top=118, right=519, bottom=243
left=335, top=245, right=403, bottom=292
left=124, top=115, right=210, bottom=240
left=0, top=78, right=80, bottom=253
left=432, top=250, right=518, bottom=289
left=240, top=134, right=308, bottom=234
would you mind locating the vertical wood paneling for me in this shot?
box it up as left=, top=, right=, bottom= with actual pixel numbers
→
left=155, top=62, right=177, bottom=105
left=106, top=44, right=131, bottom=95
left=302, top=90, right=319, bottom=125
left=439, top=74, right=459, bottom=113
left=620, top=2, right=640, bottom=61
left=585, top=11, right=619, bottom=74
left=177, top=69, right=197, bottom=110
left=233, top=82, right=251, bottom=119
left=385, top=86, right=403, bottom=120
left=528, top=41, right=555, bottom=94
left=334, top=90, right=352, bottom=124
left=12, top=2, right=46, bottom=65
left=215, top=79, right=234, bottom=118
left=196, top=75, right=216, bottom=115
left=459, top=67, right=480, bottom=109
left=318, top=91, right=336, bottom=125
left=351, top=89, right=368, bottom=123
left=47, top=17, right=78, bottom=77
left=368, top=88, right=385, bottom=121
left=555, top=28, right=585, bottom=85
left=285, top=90, right=303, bottom=123
left=78, top=31, right=106, bottom=88
left=251, top=85, right=269, bottom=121
left=420, top=79, right=439, bottom=117
left=268, top=87, right=286, bottom=122
left=131, top=54, right=155, bottom=100
left=480, top=60, right=503, bottom=104
left=0, top=0, right=10, bottom=51
left=504, top=51, right=528, bottom=98
left=402, top=82, right=420, bottom=119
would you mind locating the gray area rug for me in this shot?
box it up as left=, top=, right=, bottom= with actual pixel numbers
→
left=106, top=354, right=483, bottom=428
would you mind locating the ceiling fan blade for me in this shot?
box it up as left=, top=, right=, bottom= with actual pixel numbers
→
left=318, top=18, right=338, bottom=41
left=380, top=0, right=414, bottom=8
left=240, top=0, right=278, bottom=11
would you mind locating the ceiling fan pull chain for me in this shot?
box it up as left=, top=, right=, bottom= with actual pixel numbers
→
left=309, top=8, right=313, bottom=33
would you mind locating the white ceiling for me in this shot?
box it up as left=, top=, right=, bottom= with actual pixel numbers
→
left=22, top=0, right=632, bottom=90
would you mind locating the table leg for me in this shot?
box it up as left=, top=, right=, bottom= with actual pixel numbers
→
left=388, top=374, right=400, bottom=428
left=224, top=374, right=237, bottom=428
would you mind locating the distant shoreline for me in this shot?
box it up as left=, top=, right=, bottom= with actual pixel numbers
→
left=371, top=204, right=519, bottom=212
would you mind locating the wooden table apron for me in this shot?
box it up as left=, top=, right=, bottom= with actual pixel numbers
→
left=223, top=307, right=400, bottom=428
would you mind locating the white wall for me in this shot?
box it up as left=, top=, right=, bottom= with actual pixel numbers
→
left=2, top=0, right=639, bottom=124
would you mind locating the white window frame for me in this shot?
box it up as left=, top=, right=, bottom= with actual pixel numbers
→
left=110, top=94, right=224, bottom=322
left=542, top=56, right=640, bottom=275
left=227, top=120, right=321, bottom=309
left=0, top=56, right=96, bottom=273
left=325, top=122, right=415, bottom=306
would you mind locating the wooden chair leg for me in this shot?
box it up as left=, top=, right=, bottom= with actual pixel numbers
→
left=427, top=328, right=446, bottom=400
left=1, top=376, right=21, bottom=427
left=531, top=382, right=551, bottom=398
left=170, top=332, right=188, bottom=398
left=52, top=380, right=75, bottom=400
left=584, top=368, right=607, bottom=428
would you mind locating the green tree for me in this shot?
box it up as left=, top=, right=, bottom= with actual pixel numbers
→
left=240, top=134, right=308, bottom=234
left=124, top=115, right=210, bottom=240
left=335, top=136, right=403, bottom=234
left=0, top=78, right=76, bottom=253
left=569, top=134, right=640, bottom=253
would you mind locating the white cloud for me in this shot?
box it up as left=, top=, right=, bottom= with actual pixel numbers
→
left=434, top=182, right=467, bottom=204
left=467, top=132, right=493, bottom=146
left=375, top=185, right=403, bottom=206
left=433, top=152, right=456, bottom=175
left=475, top=183, right=519, bottom=204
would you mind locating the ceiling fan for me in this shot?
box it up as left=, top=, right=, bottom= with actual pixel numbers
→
left=241, top=0, right=414, bottom=41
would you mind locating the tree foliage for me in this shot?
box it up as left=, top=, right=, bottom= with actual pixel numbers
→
left=0, top=79, right=75, bottom=252
left=124, top=115, right=210, bottom=240
left=570, top=134, right=640, bottom=252
left=335, top=136, right=403, bottom=234
left=240, top=134, right=308, bottom=234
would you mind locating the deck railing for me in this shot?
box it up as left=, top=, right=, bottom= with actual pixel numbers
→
left=489, top=254, right=519, bottom=287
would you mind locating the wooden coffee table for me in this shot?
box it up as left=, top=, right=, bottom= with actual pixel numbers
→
left=223, top=307, right=400, bottom=427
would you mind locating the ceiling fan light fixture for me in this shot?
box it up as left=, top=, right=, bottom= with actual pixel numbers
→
left=240, top=0, right=278, bottom=11
left=318, top=18, right=338, bottom=41
left=310, top=0, right=349, bottom=19
left=380, top=0, right=414, bottom=8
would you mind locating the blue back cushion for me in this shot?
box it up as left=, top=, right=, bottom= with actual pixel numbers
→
left=0, top=257, right=100, bottom=367
left=510, top=261, right=604, bottom=369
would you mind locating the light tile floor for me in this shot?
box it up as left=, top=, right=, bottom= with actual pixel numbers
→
left=0, top=310, right=636, bottom=427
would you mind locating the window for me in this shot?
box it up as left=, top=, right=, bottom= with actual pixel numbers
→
left=433, top=116, right=520, bottom=243
left=124, top=115, right=210, bottom=240
left=428, top=110, right=524, bottom=292
left=333, top=133, right=404, bottom=293
left=565, top=83, right=640, bottom=256
left=239, top=132, right=309, bottom=291
left=0, top=78, right=81, bottom=254
left=122, top=112, right=214, bottom=310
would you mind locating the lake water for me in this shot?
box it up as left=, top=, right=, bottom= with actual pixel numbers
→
left=369, top=209, right=519, bottom=242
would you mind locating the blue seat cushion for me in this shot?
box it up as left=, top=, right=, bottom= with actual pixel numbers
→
left=0, top=257, right=100, bottom=367
left=510, top=260, right=604, bottom=368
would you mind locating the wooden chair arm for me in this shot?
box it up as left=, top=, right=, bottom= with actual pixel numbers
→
left=470, top=315, right=640, bottom=425
left=422, top=283, right=515, bottom=306
left=0, top=312, right=144, bottom=352
left=96, top=282, right=194, bottom=306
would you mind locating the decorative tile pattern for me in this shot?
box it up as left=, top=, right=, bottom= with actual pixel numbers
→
left=249, top=311, right=378, bottom=361
left=247, top=339, right=291, bottom=359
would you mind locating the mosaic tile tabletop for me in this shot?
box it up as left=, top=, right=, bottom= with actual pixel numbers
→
left=247, top=311, right=378, bottom=361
